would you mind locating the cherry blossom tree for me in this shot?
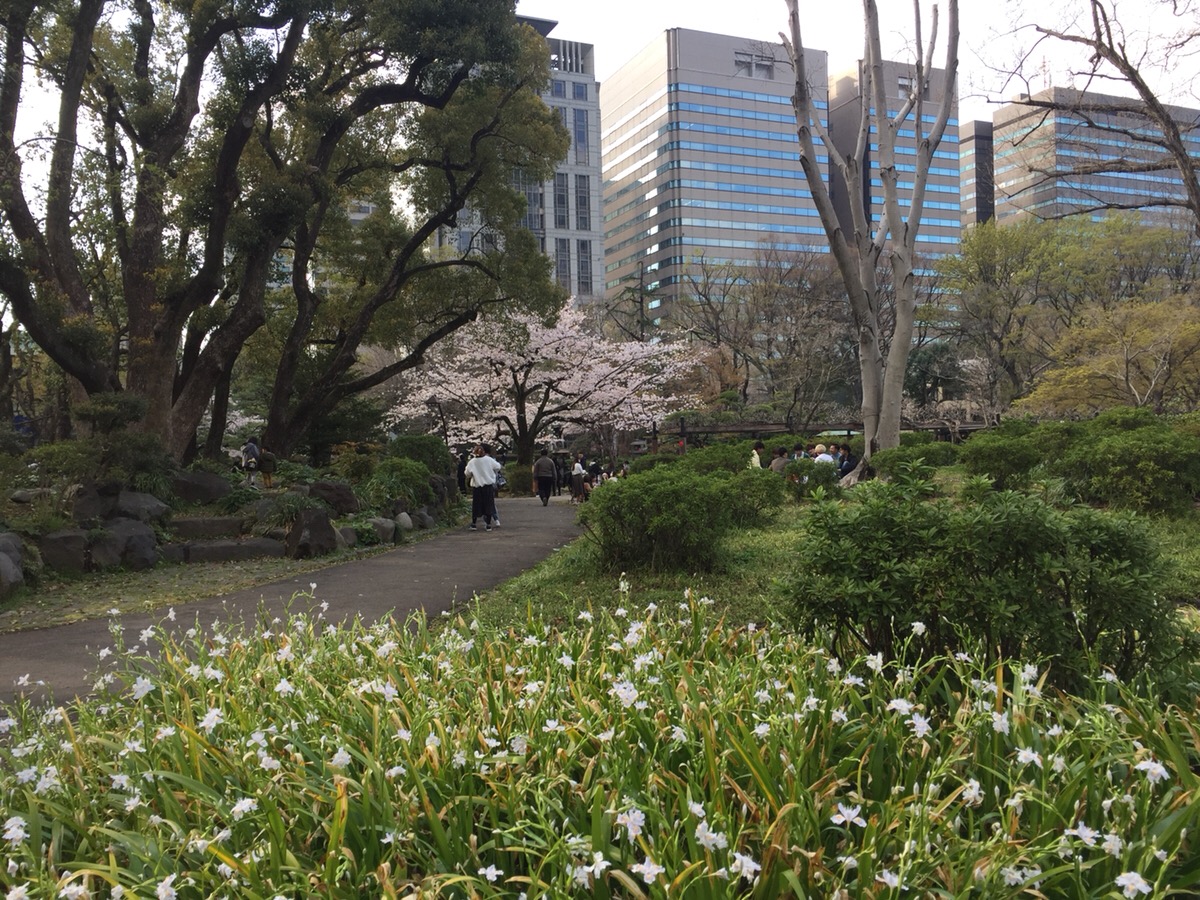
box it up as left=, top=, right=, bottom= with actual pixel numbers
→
left=390, top=305, right=699, bottom=464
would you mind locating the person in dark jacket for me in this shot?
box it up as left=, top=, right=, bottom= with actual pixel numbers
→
left=532, top=449, right=557, bottom=507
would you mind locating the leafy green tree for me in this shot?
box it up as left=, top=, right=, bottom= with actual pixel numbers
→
left=0, top=0, right=566, bottom=461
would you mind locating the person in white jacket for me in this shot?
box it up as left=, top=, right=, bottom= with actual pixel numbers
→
left=463, top=444, right=503, bottom=531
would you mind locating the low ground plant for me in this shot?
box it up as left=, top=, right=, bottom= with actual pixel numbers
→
left=1, top=599, right=1196, bottom=898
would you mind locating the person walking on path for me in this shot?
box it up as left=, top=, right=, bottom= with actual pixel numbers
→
left=532, top=448, right=557, bottom=506
left=258, top=445, right=277, bottom=488
left=241, top=436, right=261, bottom=487
left=570, top=453, right=586, bottom=503
left=485, top=445, right=504, bottom=527
left=464, top=444, right=502, bottom=531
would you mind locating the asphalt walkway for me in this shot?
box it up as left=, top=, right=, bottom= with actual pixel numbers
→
left=0, top=495, right=580, bottom=706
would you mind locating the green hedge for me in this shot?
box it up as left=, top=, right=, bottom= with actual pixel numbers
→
left=386, top=434, right=455, bottom=476
left=578, top=467, right=734, bottom=572
left=871, top=441, right=958, bottom=480
left=360, top=457, right=434, bottom=511
left=785, top=478, right=1187, bottom=687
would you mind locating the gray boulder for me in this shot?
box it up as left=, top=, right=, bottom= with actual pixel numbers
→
left=71, top=481, right=121, bottom=523
left=413, top=508, right=436, bottom=530
left=114, top=490, right=170, bottom=524
left=336, top=526, right=357, bottom=549
left=187, top=538, right=285, bottom=563
left=109, top=518, right=159, bottom=570
left=308, top=480, right=359, bottom=515
left=368, top=517, right=396, bottom=544
left=0, top=552, right=23, bottom=598
left=38, top=529, right=90, bottom=574
left=10, top=488, right=53, bottom=504
left=394, top=511, right=414, bottom=532
left=285, top=509, right=339, bottom=559
left=171, top=517, right=244, bottom=540
left=0, top=532, right=24, bottom=568
left=171, top=470, right=234, bottom=505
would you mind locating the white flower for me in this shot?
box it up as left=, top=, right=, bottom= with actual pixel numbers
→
left=155, top=875, right=177, bottom=900
left=1065, top=821, right=1099, bottom=846
left=425, top=733, right=440, bottom=749
left=876, top=868, right=901, bottom=888
left=230, top=797, right=258, bottom=820
left=510, top=734, right=529, bottom=754
left=1102, top=833, right=1123, bottom=857
left=616, top=807, right=646, bottom=842
left=837, top=855, right=858, bottom=869
left=991, top=711, right=1010, bottom=735
left=7, top=884, right=32, bottom=900
left=1115, top=872, right=1152, bottom=898
left=1016, top=747, right=1043, bottom=768
left=961, top=779, right=983, bottom=806
left=478, top=864, right=502, bottom=883
left=831, top=803, right=866, bottom=827
left=910, top=621, right=926, bottom=636
left=688, top=801, right=706, bottom=818
left=753, top=722, right=770, bottom=738
left=909, top=712, right=932, bottom=739
left=631, top=857, right=665, bottom=884
left=887, top=698, right=913, bottom=716
left=865, top=653, right=884, bottom=673
left=4, top=816, right=29, bottom=846
left=1134, top=758, right=1170, bottom=784
left=542, top=719, right=565, bottom=733
left=59, top=885, right=89, bottom=899
left=610, top=680, right=639, bottom=708
left=695, top=821, right=728, bottom=850
left=274, top=678, right=295, bottom=696
left=330, top=748, right=351, bottom=767
left=131, top=676, right=154, bottom=700
left=729, top=852, right=761, bottom=881
left=198, top=707, right=223, bottom=734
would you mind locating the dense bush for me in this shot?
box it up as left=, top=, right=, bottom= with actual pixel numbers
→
left=958, top=429, right=1042, bottom=490
left=870, top=441, right=958, bottom=480
left=1052, top=424, right=1200, bottom=514
left=725, top=468, right=786, bottom=526
left=25, top=433, right=176, bottom=501
left=783, top=458, right=841, bottom=499
left=329, top=441, right=379, bottom=483
left=785, top=478, right=1188, bottom=687
left=359, top=457, right=434, bottom=512
left=578, top=467, right=733, bottom=571
left=504, top=462, right=533, bottom=496
left=627, top=451, right=681, bottom=475
left=386, top=434, right=455, bottom=475
left=217, top=486, right=262, bottom=515
left=676, top=441, right=757, bottom=476
left=252, top=491, right=330, bottom=532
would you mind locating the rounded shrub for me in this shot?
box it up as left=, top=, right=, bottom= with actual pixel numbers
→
left=958, top=430, right=1041, bottom=490
left=871, top=441, right=958, bottom=480
left=783, top=458, right=841, bottom=500
left=360, top=457, right=434, bottom=512
left=578, top=467, right=732, bottom=572
left=785, top=479, right=1185, bottom=687
left=725, top=467, right=787, bottom=526
left=676, top=441, right=757, bottom=476
left=1054, top=426, right=1200, bottom=513
left=628, top=452, right=681, bottom=475
left=504, top=462, right=533, bottom=496
left=386, top=434, right=455, bottom=475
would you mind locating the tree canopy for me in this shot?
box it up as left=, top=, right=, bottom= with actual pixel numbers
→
left=0, top=0, right=567, bottom=460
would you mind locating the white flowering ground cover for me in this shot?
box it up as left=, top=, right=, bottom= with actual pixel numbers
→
left=1, top=590, right=1198, bottom=899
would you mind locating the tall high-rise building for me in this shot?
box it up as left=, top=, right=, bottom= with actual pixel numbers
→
left=600, top=29, right=830, bottom=321
left=960, top=120, right=994, bottom=227
left=992, top=87, right=1200, bottom=224
left=519, top=17, right=605, bottom=300
left=441, top=17, right=605, bottom=300
left=826, top=61, right=961, bottom=256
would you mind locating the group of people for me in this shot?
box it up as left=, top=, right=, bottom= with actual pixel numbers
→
left=239, top=435, right=277, bottom=488
left=751, top=440, right=858, bottom=479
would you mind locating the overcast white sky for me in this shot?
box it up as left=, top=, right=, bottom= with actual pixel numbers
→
left=514, top=0, right=1200, bottom=122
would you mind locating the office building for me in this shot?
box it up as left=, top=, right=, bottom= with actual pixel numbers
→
left=600, top=29, right=830, bottom=320
left=440, top=18, right=605, bottom=300
left=992, top=87, right=1200, bottom=224
left=826, top=60, right=961, bottom=256
left=960, top=120, right=994, bottom=227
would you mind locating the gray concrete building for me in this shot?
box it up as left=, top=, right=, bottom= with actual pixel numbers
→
left=993, top=87, right=1200, bottom=224
left=600, top=29, right=829, bottom=321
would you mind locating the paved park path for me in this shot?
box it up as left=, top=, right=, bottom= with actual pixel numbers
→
left=0, top=495, right=580, bottom=706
